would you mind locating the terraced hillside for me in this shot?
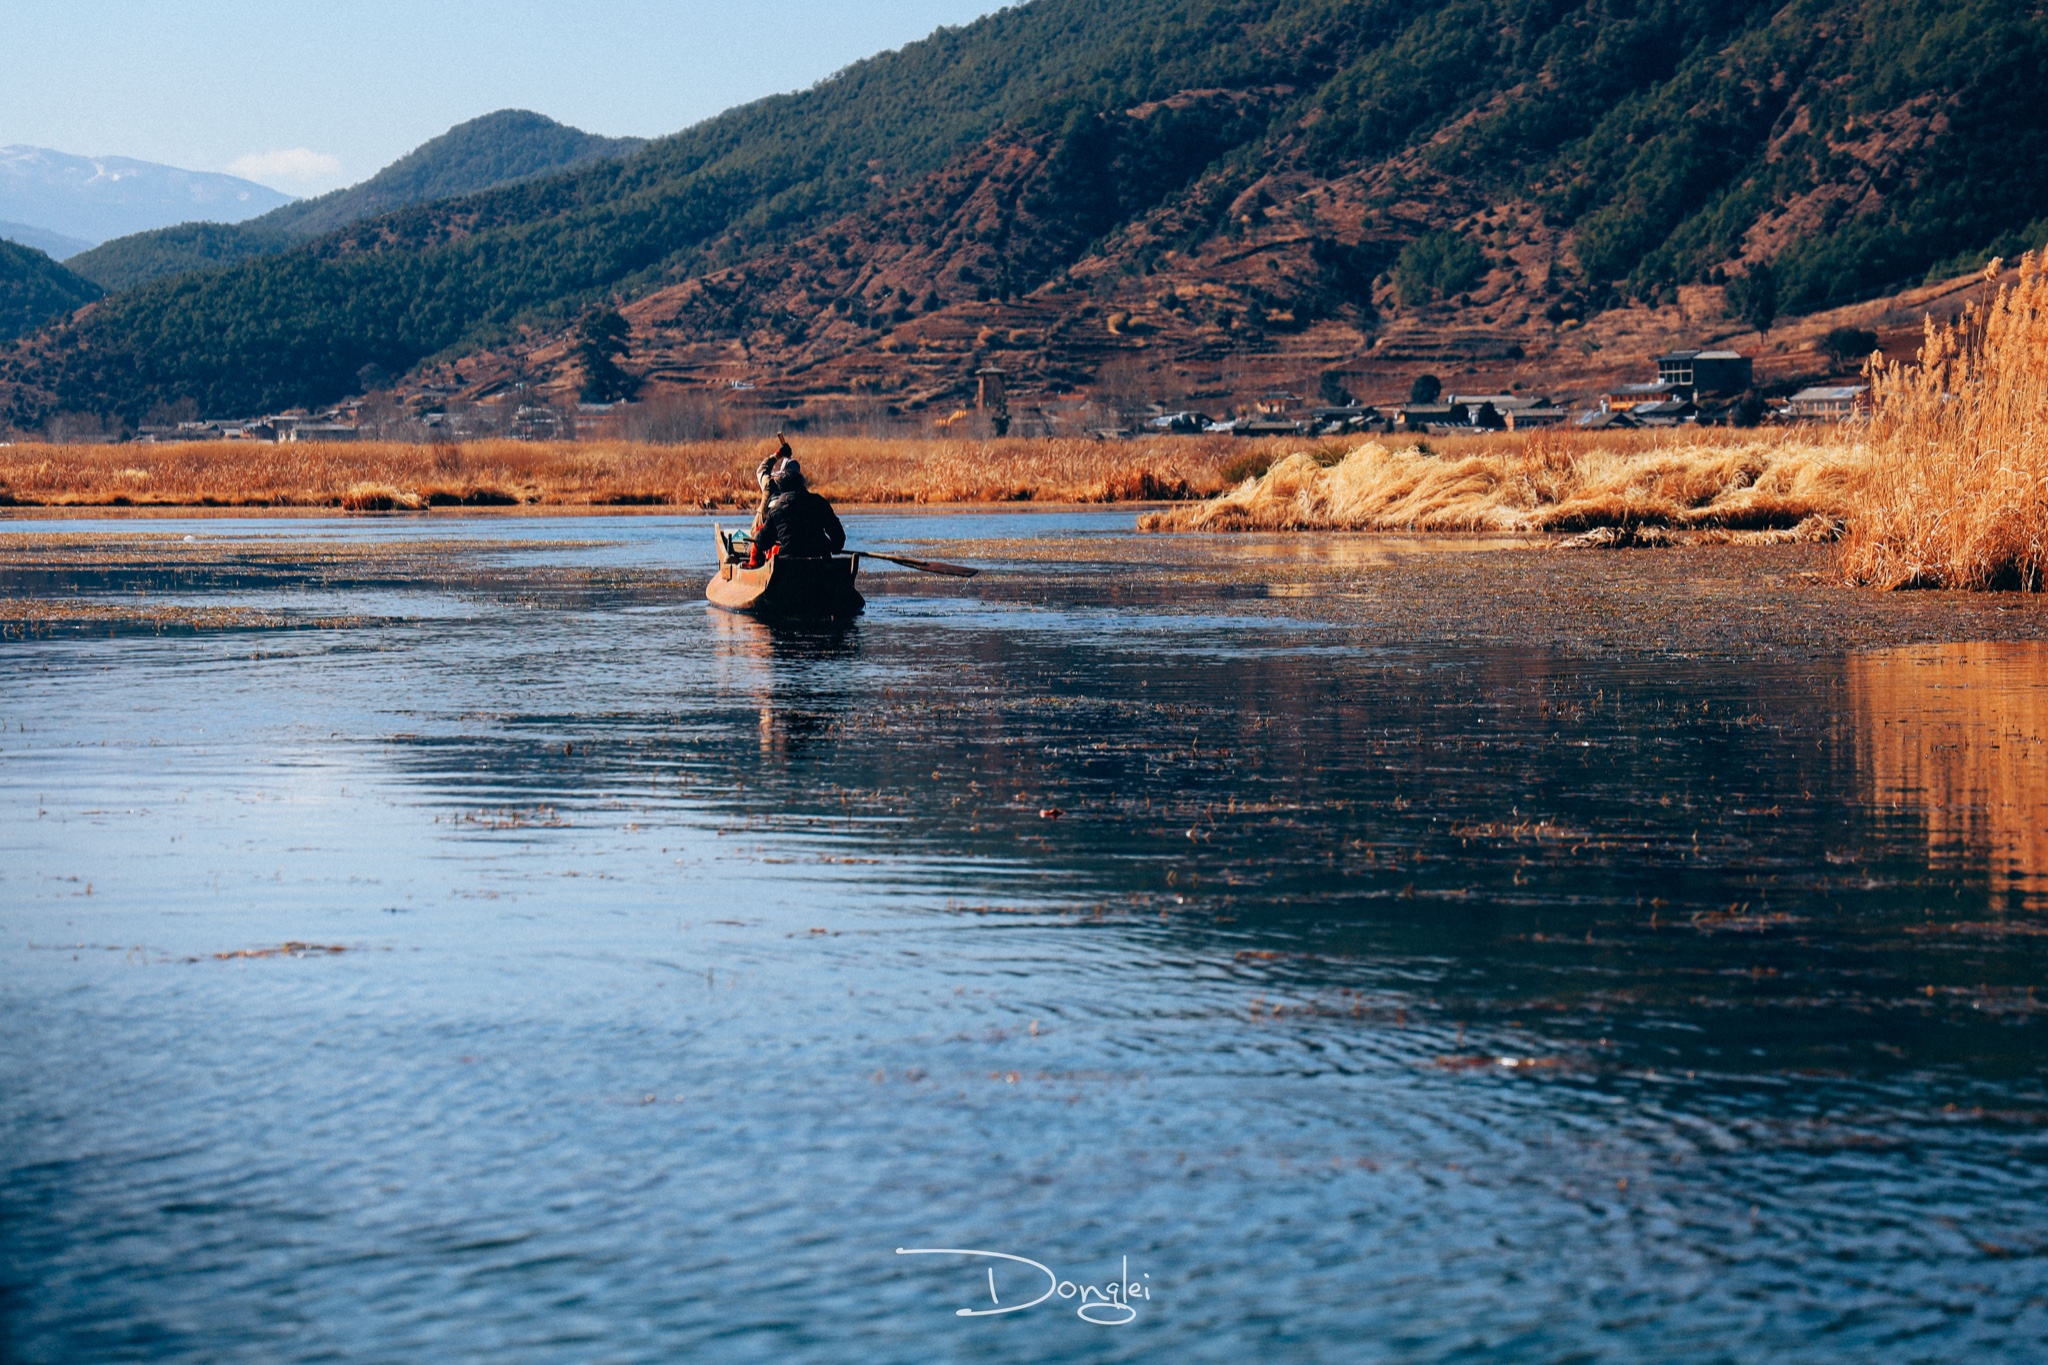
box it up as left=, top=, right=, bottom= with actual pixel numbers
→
left=4, top=0, right=2046, bottom=430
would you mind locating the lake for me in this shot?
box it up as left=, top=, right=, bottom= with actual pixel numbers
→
left=4, top=511, right=2047, bottom=1362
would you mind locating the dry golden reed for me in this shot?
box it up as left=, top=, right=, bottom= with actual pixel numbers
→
left=1137, top=428, right=1864, bottom=535
left=1840, top=252, right=2048, bottom=590
left=0, top=436, right=1241, bottom=510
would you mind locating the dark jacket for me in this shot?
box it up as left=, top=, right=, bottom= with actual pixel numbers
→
left=753, top=488, right=845, bottom=559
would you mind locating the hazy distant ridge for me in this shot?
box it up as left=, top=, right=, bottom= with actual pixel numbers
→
left=0, top=220, right=94, bottom=260
left=0, top=147, right=290, bottom=248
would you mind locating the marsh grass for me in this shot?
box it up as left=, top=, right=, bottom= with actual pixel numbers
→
left=0, top=436, right=1242, bottom=510
left=1840, top=252, right=2048, bottom=589
left=1139, top=428, right=1864, bottom=535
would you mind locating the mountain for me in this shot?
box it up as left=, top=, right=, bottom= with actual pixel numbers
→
left=0, top=146, right=290, bottom=249
left=8, top=0, right=2048, bottom=429
left=0, top=220, right=94, bottom=260
left=0, top=240, right=103, bottom=343
left=263, top=110, right=648, bottom=238
left=68, top=112, right=648, bottom=293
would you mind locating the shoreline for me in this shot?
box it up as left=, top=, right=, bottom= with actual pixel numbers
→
left=0, top=499, right=1193, bottom=522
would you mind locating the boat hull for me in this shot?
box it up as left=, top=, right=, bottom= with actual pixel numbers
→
left=706, top=552, right=865, bottom=618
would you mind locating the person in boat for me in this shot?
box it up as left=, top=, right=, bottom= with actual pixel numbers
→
left=744, top=447, right=845, bottom=568
left=753, top=433, right=795, bottom=521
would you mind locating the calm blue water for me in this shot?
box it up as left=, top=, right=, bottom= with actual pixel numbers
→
left=3, top=512, right=2047, bottom=1362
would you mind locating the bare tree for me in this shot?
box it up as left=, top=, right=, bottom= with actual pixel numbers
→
left=621, top=391, right=731, bottom=443
left=43, top=411, right=118, bottom=444
left=1092, top=353, right=1154, bottom=429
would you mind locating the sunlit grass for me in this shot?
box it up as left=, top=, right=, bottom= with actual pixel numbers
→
left=0, top=436, right=1243, bottom=509
left=1138, top=427, right=1863, bottom=537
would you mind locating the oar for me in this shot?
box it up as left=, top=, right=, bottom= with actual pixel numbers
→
left=853, top=550, right=980, bottom=578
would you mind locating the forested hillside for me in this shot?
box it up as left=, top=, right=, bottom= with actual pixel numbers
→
left=67, top=112, right=645, bottom=293
left=0, top=240, right=102, bottom=343
left=7, top=0, right=2048, bottom=427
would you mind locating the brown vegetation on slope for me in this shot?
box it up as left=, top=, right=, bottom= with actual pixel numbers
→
left=0, top=436, right=1240, bottom=510
left=1840, top=254, right=2048, bottom=590
left=390, top=103, right=2017, bottom=438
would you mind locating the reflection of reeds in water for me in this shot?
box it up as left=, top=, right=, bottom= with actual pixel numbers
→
left=1138, top=430, right=1863, bottom=535
left=1849, top=642, right=2048, bottom=908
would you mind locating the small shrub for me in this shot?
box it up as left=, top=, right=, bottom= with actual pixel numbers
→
left=1089, top=465, right=1194, bottom=501
left=1223, top=449, right=1281, bottom=483
left=340, top=482, right=421, bottom=512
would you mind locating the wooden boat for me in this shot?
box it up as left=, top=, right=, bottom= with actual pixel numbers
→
left=705, top=525, right=865, bottom=618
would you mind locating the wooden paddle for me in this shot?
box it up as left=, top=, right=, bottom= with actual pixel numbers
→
left=853, top=551, right=980, bottom=578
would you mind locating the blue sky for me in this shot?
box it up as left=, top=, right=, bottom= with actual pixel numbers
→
left=6, top=0, right=1009, bottom=195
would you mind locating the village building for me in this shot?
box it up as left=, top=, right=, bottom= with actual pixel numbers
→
left=1396, top=402, right=1457, bottom=432
left=511, top=405, right=569, bottom=440
left=1600, top=380, right=1687, bottom=412
left=1307, top=405, right=1384, bottom=434
left=975, top=365, right=1011, bottom=436
left=1233, top=415, right=1311, bottom=437
left=1656, top=349, right=1753, bottom=395
left=1629, top=397, right=1699, bottom=426
left=1443, top=393, right=1553, bottom=430
left=283, top=423, right=359, bottom=443
left=1783, top=385, right=1871, bottom=421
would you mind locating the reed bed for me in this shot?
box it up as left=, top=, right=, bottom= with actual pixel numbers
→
left=1840, top=253, right=2048, bottom=590
left=1146, top=253, right=2048, bottom=592
left=0, top=436, right=1242, bottom=510
left=1137, top=428, right=1865, bottom=536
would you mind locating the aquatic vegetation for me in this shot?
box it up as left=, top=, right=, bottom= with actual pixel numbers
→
left=0, top=596, right=371, bottom=637
left=0, top=436, right=1234, bottom=509
left=1841, top=252, right=2048, bottom=590
left=339, top=481, right=422, bottom=511
left=213, top=942, right=351, bottom=961
left=1138, top=430, right=1865, bottom=536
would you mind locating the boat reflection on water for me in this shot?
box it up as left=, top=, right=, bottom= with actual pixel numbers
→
left=707, top=603, right=864, bottom=662
left=707, top=605, right=863, bottom=760
left=1850, top=641, right=2048, bottom=909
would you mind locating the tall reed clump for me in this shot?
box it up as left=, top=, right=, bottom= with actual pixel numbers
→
left=1841, top=253, right=2048, bottom=589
